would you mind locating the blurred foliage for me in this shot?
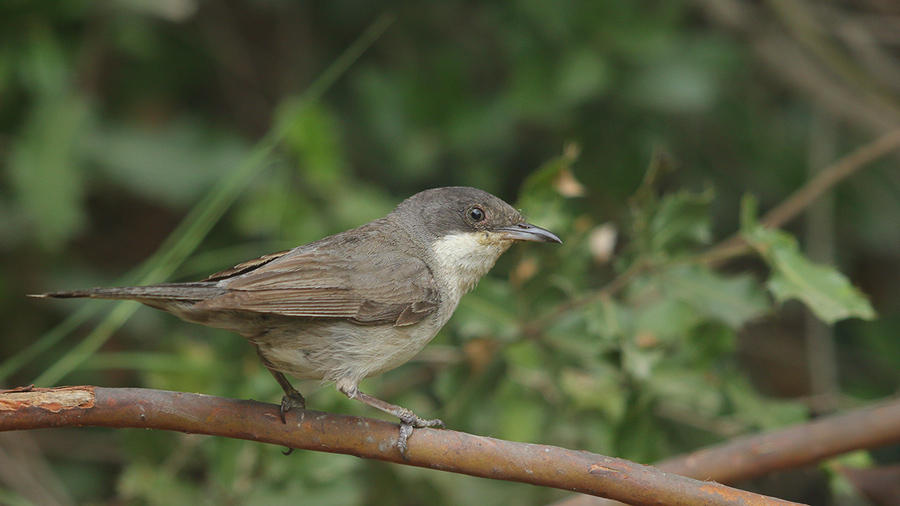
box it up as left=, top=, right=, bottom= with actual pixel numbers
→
left=2, top=1, right=900, bottom=505
left=742, top=195, right=876, bottom=325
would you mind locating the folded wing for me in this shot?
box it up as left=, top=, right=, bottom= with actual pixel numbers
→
left=195, top=226, right=439, bottom=326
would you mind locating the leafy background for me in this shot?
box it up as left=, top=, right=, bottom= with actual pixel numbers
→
left=2, top=1, right=900, bottom=505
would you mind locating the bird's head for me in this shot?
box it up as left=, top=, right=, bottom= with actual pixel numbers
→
left=390, top=187, right=561, bottom=296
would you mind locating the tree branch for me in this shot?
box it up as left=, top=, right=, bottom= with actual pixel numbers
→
left=551, top=396, right=900, bottom=506
left=699, top=127, right=900, bottom=264
left=0, top=385, right=801, bottom=506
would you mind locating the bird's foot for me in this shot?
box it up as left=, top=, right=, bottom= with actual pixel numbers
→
left=396, top=408, right=444, bottom=457
left=279, top=391, right=306, bottom=423
left=341, top=386, right=443, bottom=458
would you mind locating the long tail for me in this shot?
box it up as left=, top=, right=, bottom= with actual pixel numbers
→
left=30, top=282, right=225, bottom=302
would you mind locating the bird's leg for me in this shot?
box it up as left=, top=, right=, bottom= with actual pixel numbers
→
left=256, top=348, right=305, bottom=423
left=270, top=369, right=306, bottom=423
left=354, top=390, right=444, bottom=456
left=336, top=379, right=443, bottom=456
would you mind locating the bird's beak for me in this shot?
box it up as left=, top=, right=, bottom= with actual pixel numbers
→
left=495, top=223, right=562, bottom=243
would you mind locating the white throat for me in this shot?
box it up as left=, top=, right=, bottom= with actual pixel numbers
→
left=430, top=232, right=513, bottom=309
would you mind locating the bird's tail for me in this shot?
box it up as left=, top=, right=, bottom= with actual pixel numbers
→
left=30, top=282, right=224, bottom=302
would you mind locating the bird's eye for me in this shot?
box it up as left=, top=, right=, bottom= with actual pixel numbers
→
left=467, top=206, right=486, bottom=223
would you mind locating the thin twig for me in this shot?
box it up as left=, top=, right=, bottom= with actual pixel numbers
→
left=0, top=386, right=801, bottom=506
left=761, top=128, right=900, bottom=229
left=698, top=127, right=900, bottom=265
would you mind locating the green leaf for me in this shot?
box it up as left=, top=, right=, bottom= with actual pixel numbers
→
left=629, top=149, right=672, bottom=251
left=648, top=188, right=713, bottom=255
left=741, top=195, right=876, bottom=324
left=687, top=322, right=738, bottom=367
left=628, top=152, right=712, bottom=258
left=657, top=265, right=770, bottom=329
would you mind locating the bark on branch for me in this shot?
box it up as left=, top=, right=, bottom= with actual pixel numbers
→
left=0, top=385, right=801, bottom=506
left=552, top=396, right=900, bottom=506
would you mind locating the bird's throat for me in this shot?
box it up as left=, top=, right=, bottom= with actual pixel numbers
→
left=429, top=231, right=513, bottom=304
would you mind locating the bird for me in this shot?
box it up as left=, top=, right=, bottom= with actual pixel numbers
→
left=33, top=186, right=561, bottom=454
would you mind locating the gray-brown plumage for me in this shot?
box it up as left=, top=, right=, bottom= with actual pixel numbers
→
left=34, top=187, right=561, bottom=454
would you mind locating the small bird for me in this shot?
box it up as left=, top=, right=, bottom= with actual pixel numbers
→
left=34, top=187, right=561, bottom=454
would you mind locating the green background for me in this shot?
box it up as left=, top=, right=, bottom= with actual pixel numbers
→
left=2, top=1, right=899, bottom=505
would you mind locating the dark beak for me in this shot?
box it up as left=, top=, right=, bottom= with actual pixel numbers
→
left=496, top=223, right=562, bottom=243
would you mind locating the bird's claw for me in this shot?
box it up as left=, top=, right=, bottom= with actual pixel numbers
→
left=396, top=409, right=444, bottom=458
left=279, top=392, right=306, bottom=423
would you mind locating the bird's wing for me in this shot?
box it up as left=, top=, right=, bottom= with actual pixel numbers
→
left=194, top=229, right=439, bottom=326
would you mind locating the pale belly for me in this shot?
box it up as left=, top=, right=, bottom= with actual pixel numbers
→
left=251, top=316, right=446, bottom=386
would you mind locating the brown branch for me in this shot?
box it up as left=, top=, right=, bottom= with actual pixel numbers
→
left=0, top=386, right=801, bottom=506
left=551, top=396, right=900, bottom=506
left=700, top=127, right=900, bottom=265
left=760, top=128, right=900, bottom=229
